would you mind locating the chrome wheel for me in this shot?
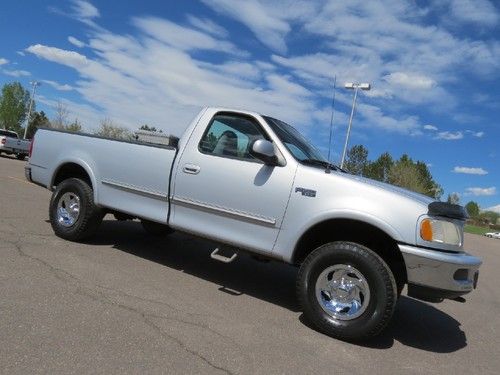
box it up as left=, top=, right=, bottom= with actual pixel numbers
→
left=315, top=264, right=370, bottom=321
left=56, top=192, right=81, bottom=227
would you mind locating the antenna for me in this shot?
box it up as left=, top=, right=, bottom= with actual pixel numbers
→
left=327, top=75, right=337, bottom=163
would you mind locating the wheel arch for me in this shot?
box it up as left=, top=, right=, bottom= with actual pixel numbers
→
left=51, top=160, right=97, bottom=198
left=291, top=217, right=407, bottom=290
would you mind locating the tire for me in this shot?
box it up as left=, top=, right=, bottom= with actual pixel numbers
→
left=141, top=219, right=174, bottom=236
left=49, top=178, right=104, bottom=241
left=16, top=154, right=26, bottom=160
left=297, top=241, right=397, bottom=340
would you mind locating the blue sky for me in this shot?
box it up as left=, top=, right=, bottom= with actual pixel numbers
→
left=1, top=0, right=498, bottom=211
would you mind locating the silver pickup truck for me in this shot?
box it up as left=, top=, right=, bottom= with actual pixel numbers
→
left=0, top=129, right=30, bottom=159
left=25, top=107, right=481, bottom=340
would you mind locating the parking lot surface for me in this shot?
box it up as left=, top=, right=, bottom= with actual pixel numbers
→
left=1, top=155, right=499, bottom=374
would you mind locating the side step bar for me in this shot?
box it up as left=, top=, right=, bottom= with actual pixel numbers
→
left=211, top=247, right=238, bottom=263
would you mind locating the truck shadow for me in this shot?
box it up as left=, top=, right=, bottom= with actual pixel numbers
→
left=89, top=219, right=467, bottom=353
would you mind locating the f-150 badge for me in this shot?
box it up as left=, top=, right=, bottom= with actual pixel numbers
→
left=295, top=187, right=316, bottom=197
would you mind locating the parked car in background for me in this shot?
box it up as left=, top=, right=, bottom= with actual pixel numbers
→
left=484, top=232, right=500, bottom=239
left=0, top=130, right=30, bottom=160
left=25, top=107, right=482, bottom=340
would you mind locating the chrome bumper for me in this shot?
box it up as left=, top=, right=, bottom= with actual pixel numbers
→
left=399, top=244, right=481, bottom=300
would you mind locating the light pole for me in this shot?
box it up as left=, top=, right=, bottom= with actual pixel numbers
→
left=23, top=81, right=41, bottom=139
left=340, top=82, right=370, bottom=169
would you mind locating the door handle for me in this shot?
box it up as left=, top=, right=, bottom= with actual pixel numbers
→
left=183, top=164, right=200, bottom=175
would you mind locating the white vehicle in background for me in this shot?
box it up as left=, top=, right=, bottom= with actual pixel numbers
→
left=0, top=129, right=30, bottom=160
left=484, top=232, right=500, bottom=239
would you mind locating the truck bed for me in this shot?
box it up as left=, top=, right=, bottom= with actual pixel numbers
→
left=29, top=128, right=177, bottom=223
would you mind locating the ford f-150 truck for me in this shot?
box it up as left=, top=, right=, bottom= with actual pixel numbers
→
left=25, top=107, right=481, bottom=340
left=0, top=129, right=30, bottom=159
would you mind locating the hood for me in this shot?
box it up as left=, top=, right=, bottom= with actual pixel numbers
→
left=322, top=169, right=435, bottom=207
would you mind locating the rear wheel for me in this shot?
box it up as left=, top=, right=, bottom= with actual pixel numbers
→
left=297, top=241, right=397, bottom=340
left=141, top=219, right=174, bottom=236
left=16, top=153, right=26, bottom=160
left=49, top=178, right=104, bottom=241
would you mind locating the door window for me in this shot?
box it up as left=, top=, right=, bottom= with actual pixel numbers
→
left=199, top=114, right=266, bottom=161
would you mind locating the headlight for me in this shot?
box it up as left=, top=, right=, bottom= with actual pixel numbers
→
left=420, top=218, right=462, bottom=246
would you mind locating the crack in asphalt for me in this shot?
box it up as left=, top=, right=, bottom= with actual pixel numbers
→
left=2, top=233, right=238, bottom=375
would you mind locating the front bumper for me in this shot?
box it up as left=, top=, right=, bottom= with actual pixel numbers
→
left=399, top=244, right=481, bottom=302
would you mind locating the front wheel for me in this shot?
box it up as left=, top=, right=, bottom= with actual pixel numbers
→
left=49, top=178, right=104, bottom=241
left=297, top=242, right=397, bottom=340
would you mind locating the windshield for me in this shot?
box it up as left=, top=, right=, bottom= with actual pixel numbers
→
left=264, top=116, right=328, bottom=162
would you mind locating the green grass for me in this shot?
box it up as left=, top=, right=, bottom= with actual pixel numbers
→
left=464, top=225, right=491, bottom=236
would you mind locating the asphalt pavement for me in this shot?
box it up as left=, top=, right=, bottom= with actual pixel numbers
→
left=1, top=154, right=499, bottom=374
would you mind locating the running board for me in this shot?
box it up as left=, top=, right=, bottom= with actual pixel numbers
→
left=211, top=247, right=238, bottom=263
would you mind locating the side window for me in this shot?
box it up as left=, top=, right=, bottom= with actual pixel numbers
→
left=199, top=114, right=266, bottom=161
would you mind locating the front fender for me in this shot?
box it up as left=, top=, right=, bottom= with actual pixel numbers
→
left=274, top=209, right=404, bottom=263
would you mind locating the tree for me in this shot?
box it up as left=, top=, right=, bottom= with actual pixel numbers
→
left=344, top=145, right=369, bottom=176
left=465, top=201, right=480, bottom=218
left=0, top=82, right=30, bottom=134
left=95, top=118, right=131, bottom=140
left=387, top=154, right=442, bottom=199
left=66, top=119, right=82, bottom=133
left=364, top=152, right=393, bottom=182
left=447, top=193, right=460, bottom=205
left=51, top=101, right=69, bottom=129
left=26, top=110, right=50, bottom=139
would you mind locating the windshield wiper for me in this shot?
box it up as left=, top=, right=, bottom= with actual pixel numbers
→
left=300, top=159, right=345, bottom=173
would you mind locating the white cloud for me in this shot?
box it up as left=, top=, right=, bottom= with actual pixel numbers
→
left=132, top=17, right=245, bottom=56
left=71, top=0, right=99, bottom=19
left=485, top=204, right=500, bottom=214
left=453, top=166, right=488, bottom=175
left=471, top=131, right=484, bottom=138
left=26, top=44, right=89, bottom=69
left=200, top=0, right=291, bottom=53
left=435, top=131, right=463, bottom=140
left=465, top=187, right=496, bottom=196
left=424, top=124, right=438, bottom=131
left=449, top=0, right=499, bottom=27
left=68, top=36, right=85, bottom=48
left=0, top=58, right=8, bottom=65
left=16, top=51, right=25, bottom=56
left=384, top=72, right=436, bottom=90
left=186, top=15, right=228, bottom=38
left=2, top=69, right=30, bottom=77
left=41, top=79, right=74, bottom=91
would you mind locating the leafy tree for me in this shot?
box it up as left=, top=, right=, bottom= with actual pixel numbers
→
left=387, top=154, right=442, bottom=199
left=364, top=152, right=393, bottom=181
left=478, top=211, right=500, bottom=225
left=204, top=132, right=218, bottom=152
left=344, top=145, right=369, bottom=176
left=95, top=118, right=131, bottom=140
left=26, top=110, right=50, bottom=139
left=465, top=201, right=480, bottom=218
left=446, top=193, right=460, bottom=205
left=139, top=124, right=162, bottom=133
left=0, top=82, right=30, bottom=134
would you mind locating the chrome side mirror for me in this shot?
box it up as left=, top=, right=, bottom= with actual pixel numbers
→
left=250, top=139, right=278, bottom=166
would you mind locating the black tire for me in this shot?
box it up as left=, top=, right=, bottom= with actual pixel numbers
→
left=297, top=241, right=397, bottom=340
left=16, top=154, right=26, bottom=160
left=49, top=178, right=104, bottom=241
left=141, top=219, right=174, bottom=236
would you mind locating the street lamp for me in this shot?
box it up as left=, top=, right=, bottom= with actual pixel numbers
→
left=23, top=81, right=41, bottom=139
left=340, top=82, right=371, bottom=169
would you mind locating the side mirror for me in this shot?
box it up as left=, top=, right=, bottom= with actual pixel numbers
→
left=250, top=139, right=278, bottom=166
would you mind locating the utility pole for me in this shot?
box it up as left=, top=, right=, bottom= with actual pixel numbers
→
left=23, top=81, right=41, bottom=139
left=340, top=82, right=370, bottom=169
